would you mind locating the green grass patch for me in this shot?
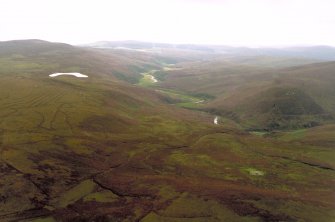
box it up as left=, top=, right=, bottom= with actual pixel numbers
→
left=277, top=129, right=307, bottom=141
left=83, top=190, right=118, bottom=203
left=28, top=217, right=57, bottom=222
left=249, top=131, right=269, bottom=137
left=242, top=167, right=265, bottom=176
left=138, top=72, right=158, bottom=86
left=156, top=89, right=206, bottom=109
left=55, top=179, right=97, bottom=208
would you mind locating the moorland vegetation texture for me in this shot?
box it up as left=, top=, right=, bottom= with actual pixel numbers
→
left=0, top=40, right=334, bottom=222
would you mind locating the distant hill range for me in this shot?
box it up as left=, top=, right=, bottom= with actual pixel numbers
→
left=82, top=41, right=335, bottom=61
left=2, top=39, right=334, bottom=130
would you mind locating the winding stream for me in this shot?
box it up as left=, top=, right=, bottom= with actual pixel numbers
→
left=148, top=74, right=158, bottom=83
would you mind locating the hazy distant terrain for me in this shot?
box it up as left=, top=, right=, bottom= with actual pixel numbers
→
left=0, top=40, right=334, bottom=222
left=85, top=40, right=335, bottom=60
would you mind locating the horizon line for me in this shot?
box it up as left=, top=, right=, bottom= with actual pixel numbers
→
left=1, top=38, right=335, bottom=49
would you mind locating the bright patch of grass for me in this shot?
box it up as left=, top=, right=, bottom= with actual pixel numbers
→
left=83, top=190, right=118, bottom=203
left=55, top=179, right=97, bottom=208
left=277, top=129, right=307, bottom=141
left=28, top=217, right=57, bottom=222
left=242, top=167, right=265, bottom=176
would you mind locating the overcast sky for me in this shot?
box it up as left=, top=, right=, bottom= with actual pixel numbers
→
left=1, top=0, right=334, bottom=46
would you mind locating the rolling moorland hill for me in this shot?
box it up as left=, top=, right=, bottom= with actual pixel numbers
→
left=0, top=40, right=210, bottom=84
left=206, top=61, right=335, bottom=130
left=0, top=39, right=184, bottom=84
left=0, top=40, right=214, bottom=221
left=0, top=40, right=334, bottom=222
left=157, top=58, right=335, bottom=130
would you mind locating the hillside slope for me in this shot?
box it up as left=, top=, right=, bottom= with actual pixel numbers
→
left=157, top=58, right=335, bottom=129
left=0, top=40, right=334, bottom=222
left=208, top=62, right=335, bottom=129
left=0, top=39, right=168, bottom=83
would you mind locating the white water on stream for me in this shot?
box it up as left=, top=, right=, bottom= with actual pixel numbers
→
left=214, top=116, right=219, bottom=125
left=149, top=75, right=158, bottom=83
